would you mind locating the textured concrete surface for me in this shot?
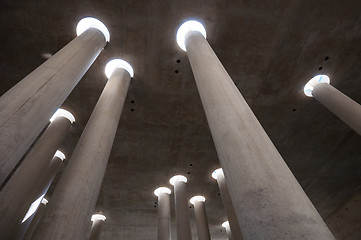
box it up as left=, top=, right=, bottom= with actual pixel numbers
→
left=1, top=0, right=361, bottom=239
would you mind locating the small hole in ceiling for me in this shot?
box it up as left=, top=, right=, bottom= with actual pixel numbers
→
left=131, top=100, right=135, bottom=104
left=189, top=206, right=192, bottom=208
left=325, top=56, right=329, bottom=61
left=175, top=70, right=179, bottom=74
left=293, top=109, right=296, bottom=112
left=189, top=164, right=193, bottom=167
left=154, top=202, right=157, bottom=204
left=319, top=67, right=323, bottom=70
left=176, top=59, right=181, bottom=63
left=187, top=172, right=190, bottom=174
left=218, top=193, right=221, bottom=196
left=131, top=109, right=134, bottom=112
left=154, top=205, right=157, bottom=208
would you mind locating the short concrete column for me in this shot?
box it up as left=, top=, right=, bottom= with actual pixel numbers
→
left=154, top=187, right=172, bottom=240
left=32, top=59, right=133, bottom=240
left=176, top=20, right=335, bottom=240
left=304, top=74, right=361, bottom=135
left=0, top=109, right=73, bottom=240
left=0, top=17, right=109, bottom=184
left=89, top=214, right=106, bottom=240
left=23, top=198, right=48, bottom=240
left=190, top=196, right=210, bottom=240
left=212, top=169, right=243, bottom=240
left=170, top=175, right=192, bottom=240
left=222, top=221, right=233, bottom=240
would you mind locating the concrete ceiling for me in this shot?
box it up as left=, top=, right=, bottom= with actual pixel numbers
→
left=1, top=0, right=361, bottom=239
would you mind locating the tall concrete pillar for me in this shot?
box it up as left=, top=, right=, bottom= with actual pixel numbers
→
left=222, top=221, right=233, bottom=240
left=0, top=17, right=109, bottom=184
left=176, top=20, right=335, bottom=240
left=189, top=196, right=210, bottom=240
left=0, top=109, right=73, bottom=240
left=169, top=175, right=192, bottom=240
left=154, top=187, right=172, bottom=240
left=32, top=59, right=133, bottom=240
left=304, top=74, right=361, bottom=135
left=89, top=214, right=106, bottom=240
left=22, top=198, right=48, bottom=240
left=212, top=168, right=243, bottom=240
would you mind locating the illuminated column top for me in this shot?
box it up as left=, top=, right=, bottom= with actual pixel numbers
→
left=190, top=196, right=206, bottom=205
left=176, top=20, right=207, bottom=51
left=50, top=108, right=75, bottom=124
left=54, top=150, right=66, bottom=162
left=76, top=17, right=110, bottom=42
left=212, top=168, right=223, bottom=180
left=91, top=214, right=106, bottom=222
left=105, top=59, right=134, bottom=79
left=154, top=187, right=171, bottom=197
left=304, top=75, right=330, bottom=97
left=169, top=175, right=187, bottom=185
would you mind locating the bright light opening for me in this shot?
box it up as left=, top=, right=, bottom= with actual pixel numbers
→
left=190, top=196, right=206, bottom=205
left=304, top=75, right=330, bottom=97
left=212, top=168, right=223, bottom=180
left=41, top=198, right=48, bottom=205
left=91, top=214, right=106, bottom=222
left=222, top=221, right=229, bottom=228
left=54, top=150, right=66, bottom=161
left=50, top=108, right=75, bottom=124
left=154, top=187, right=171, bottom=196
left=105, top=59, right=134, bottom=79
left=176, top=20, right=207, bottom=52
left=76, top=17, right=110, bottom=42
left=169, top=175, right=187, bottom=185
left=22, top=194, right=45, bottom=223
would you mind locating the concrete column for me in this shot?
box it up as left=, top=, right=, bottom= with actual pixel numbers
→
left=23, top=198, right=48, bottom=240
left=89, top=214, right=106, bottom=240
left=0, top=17, right=109, bottom=184
left=32, top=59, right=133, bottom=240
left=304, top=74, right=361, bottom=135
left=0, top=109, right=73, bottom=240
left=222, top=221, right=233, bottom=240
left=190, top=196, right=210, bottom=240
left=154, top=187, right=172, bottom=240
left=212, top=168, right=243, bottom=240
left=177, top=20, right=335, bottom=240
left=170, top=175, right=192, bottom=240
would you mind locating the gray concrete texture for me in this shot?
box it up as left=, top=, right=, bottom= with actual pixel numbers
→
left=1, top=0, right=361, bottom=239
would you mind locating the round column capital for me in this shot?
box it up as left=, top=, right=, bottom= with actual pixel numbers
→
left=169, top=175, right=187, bottom=185
left=154, top=187, right=171, bottom=196
left=222, top=221, right=230, bottom=228
left=76, top=17, right=110, bottom=42
left=105, top=59, right=134, bottom=79
left=304, top=75, right=330, bottom=97
left=50, top=108, right=75, bottom=124
left=211, top=168, right=223, bottom=180
left=176, top=20, right=207, bottom=52
left=91, top=213, right=106, bottom=222
left=54, top=150, right=66, bottom=161
left=190, top=195, right=206, bottom=205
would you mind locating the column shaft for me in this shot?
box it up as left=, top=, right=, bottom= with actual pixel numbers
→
left=193, top=201, right=210, bottom=240
left=32, top=68, right=131, bottom=240
left=225, top=225, right=233, bottom=240
left=216, top=172, right=243, bottom=239
left=312, top=82, right=361, bottom=135
left=158, top=193, right=171, bottom=240
left=0, top=116, right=71, bottom=240
left=174, top=181, right=192, bottom=240
left=185, top=31, right=335, bottom=239
left=0, top=27, right=106, bottom=184
left=22, top=201, right=47, bottom=240
left=89, top=220, right=105, bottom=240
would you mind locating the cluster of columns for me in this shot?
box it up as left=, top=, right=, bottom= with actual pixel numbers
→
left=0, top=17, right=133, bottom=240
left=1, top=14, right=360, bottom=240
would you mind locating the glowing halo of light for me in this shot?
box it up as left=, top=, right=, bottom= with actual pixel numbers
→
left=169, top=175, right=187, bottom=185
left=176, top=20, right=206, bottom=51
left=190, top=196, right=206, bottom=205
left=154, top=187, right=171, bottom=196
left=76, top=17, right=110, bottom=42
left=212, top=168, right=223, bottom=180
left=49, top=109, right=75, bottom=124
left=304, top=75, right=330, bottom=97
left=105, top=59, right=134, bottom=79
left=91, top=214, right=106, bottom=222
